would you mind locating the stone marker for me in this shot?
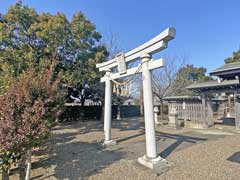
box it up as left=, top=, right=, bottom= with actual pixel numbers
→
left=154, top=106, right=160, bottom=124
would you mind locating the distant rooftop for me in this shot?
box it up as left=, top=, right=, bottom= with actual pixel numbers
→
left=210, top=62, right=240, bottom=75
left=186, top=79, right=239, bottom=90
left=163, top=96, right=201, bottom=101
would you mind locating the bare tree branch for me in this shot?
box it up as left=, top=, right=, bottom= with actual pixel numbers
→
left=152, top=54, right=187, bottom=102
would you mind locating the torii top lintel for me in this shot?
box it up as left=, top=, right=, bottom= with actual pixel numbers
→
left=96, top=27, right=176, bottom=72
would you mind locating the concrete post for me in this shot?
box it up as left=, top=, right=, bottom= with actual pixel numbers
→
left=202, top=93, right=208, bottom=128
left=154, top=106, right=160, bottom=124
left=169, top=107, right=178, bottom=127
left=234, top=92, right=240, bottom=131
left=117, top=105, right=121, bottom=120
left=138, top=53, right=169, bottom=170
left=227, top=95, right=231, bottom=117
left=206, top=101, right=214, bottom=127
left=235, top=102, right=240, bottom=132
left=234, top=93, right=240, bottom=131
left=103, top=69, right=116, bottom=146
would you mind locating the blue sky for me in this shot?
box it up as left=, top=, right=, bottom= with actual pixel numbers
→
left=1, top=0, right=240, bottom=73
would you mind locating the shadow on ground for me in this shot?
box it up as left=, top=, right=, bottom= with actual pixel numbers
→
left=25, top=119, right=219, bottom=179
left=30, top=130, right=125, bottom=180
left=157, top=132, right=207, bottom=158
left=227, top=151, right=240, bottom=164
left=53, top=121, right=104, bottom=135
left=112, top=118, right=208, bottom=159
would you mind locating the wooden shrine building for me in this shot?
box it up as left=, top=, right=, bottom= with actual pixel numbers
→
left=164, top=62, right=240, bottom=130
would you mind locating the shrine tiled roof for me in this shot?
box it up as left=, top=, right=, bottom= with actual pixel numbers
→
left=210, top=62, right=240, bottom=75
left=186, top=79, right=240, bottom=89
left=163, top=96, right=201, bottom=101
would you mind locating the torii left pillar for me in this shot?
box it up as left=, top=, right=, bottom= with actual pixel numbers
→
left=103, top=69, right=116, bottom=146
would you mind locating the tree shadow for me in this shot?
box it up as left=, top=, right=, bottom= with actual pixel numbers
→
left=53, top=121, right=104, bottom=135
left=112, top=117, right=145, bottom=131
left=54, top=117, right=145, bottom=136
left=28, top=119, right=210, bottom=179
left=30, top=130, right=125, bottom=180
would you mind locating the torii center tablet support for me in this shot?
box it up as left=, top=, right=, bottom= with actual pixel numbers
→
left=96, top=27, right=176, bottom=170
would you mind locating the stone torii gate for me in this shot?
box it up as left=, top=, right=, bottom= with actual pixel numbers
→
left=96, top=27, right=176, bottom=169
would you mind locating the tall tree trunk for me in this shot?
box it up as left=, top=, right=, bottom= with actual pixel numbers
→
left=25, top=150, right=32, bottom=180
left=18, top=153, right=26, bottom=180
left=1, top=170, right=9, bottom=180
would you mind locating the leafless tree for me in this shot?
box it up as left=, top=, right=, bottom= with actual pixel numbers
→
left=103, top=28, right=122, bottom=59
left=152, top=54, right=187, bottom=115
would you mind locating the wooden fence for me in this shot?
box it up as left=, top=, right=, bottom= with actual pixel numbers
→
left=169, top=102, right=208, bottom=125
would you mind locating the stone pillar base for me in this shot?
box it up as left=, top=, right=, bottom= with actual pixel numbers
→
left=138, top=155, right=171, bottom=172
left=168, top=123, right=181, bottom=130
left=155, top=121, right=162, bottom=125
left=236, top=126, right=240, bottom=132
left=169, top=119, right=177, bottom=124
left=168, top=122, right=177, bottom=127
left=116, top=116, right=121, bottom=120
left=102, top=140, right=117, bottom=147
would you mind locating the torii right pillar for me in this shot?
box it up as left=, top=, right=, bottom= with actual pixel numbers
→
left=138, top=53, right=170, bottom=171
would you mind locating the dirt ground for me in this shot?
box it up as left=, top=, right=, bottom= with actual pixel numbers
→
left=6, top=118, right=240, bottom=180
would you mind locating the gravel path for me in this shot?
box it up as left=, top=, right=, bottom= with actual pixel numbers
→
left=7, top=118, right=240, bottom=180
left=89, top=133, right=240, bottom=180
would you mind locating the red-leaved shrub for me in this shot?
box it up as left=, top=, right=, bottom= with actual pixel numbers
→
left=0, top=61, right=64, bottom=176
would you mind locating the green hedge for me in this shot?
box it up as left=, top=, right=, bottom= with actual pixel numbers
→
left=60, top=105, right=141, bottom=121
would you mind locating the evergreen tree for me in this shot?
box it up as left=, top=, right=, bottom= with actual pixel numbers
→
left=0, top=1, right=108, bottom=92
left=224, top=50, right=240, bottom=64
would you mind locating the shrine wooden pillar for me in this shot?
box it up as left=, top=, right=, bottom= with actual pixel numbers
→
left=234, top=90, right=240, bottom=130
left=201, top=93, right=214, bottom=128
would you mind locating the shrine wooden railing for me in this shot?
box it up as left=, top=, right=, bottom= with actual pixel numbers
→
left=168, top=102, right=211, bottom=126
